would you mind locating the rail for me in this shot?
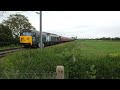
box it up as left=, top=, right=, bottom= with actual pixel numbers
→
left=0, top=47, right=23, bottom=58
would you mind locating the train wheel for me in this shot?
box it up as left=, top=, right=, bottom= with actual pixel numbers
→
left=24, top=45, right=27, bottom=48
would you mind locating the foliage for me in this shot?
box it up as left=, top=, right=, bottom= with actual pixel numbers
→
left=0, top=11, right=6, bottom=17
left=1, top=40, right=120, bottom=79
left=2, top=14, right=36, bottom=38
left=86, top=65, right=96, bottom=79
left=0, top=24, right=13, bottom=46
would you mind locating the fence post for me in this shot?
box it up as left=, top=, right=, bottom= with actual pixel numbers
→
left=56, top=66, right=64, bottom=79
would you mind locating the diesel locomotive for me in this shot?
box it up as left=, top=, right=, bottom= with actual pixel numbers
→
left=20, top=29, right=74, bottom=48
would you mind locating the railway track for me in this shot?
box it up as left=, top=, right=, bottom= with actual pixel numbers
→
left=0, top=47, right=23, bottom=58
left=0, top=42, right=70, bottom=58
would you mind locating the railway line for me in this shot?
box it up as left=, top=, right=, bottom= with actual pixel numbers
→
left=0, top=41, right=73, bottom=58
left=0, top=45, right=54, bottom=58
left=0, top=47, right=23, bottom=58
left=0, top=45, right=56, bottom=58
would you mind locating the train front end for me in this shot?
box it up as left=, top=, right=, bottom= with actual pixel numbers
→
left=20, top=30, right=32, bottom=47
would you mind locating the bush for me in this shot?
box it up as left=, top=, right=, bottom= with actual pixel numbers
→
left=0, top=24, right=18, bottom=46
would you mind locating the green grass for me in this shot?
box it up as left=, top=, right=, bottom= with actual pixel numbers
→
left=1, top=40, right=120, bottom=79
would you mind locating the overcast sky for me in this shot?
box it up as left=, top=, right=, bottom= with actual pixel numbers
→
left=0, top=11, right=120, bottom=38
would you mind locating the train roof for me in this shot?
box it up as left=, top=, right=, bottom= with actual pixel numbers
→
left=42, top=32, right=59, bottom=36
left=22, top=29, right=72, bottom=38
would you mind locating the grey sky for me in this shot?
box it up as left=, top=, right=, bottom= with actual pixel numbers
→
left=0, top=11, right=120, bottom=38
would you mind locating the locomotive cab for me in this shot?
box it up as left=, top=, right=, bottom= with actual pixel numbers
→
left=20, top=30, right=33, bottom=47
left=20, top=29, right=44, bottom=48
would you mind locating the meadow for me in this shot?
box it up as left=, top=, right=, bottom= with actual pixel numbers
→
left=0, top=40, right=120, bottom=79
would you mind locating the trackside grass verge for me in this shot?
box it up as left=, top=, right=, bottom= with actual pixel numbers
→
left=1, top=40, right=120, bottom=79
left=0, top=45, right=21, bottom=50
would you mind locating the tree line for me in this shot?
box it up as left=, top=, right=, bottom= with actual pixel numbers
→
left=79, top=37, right=120, bottom=40
left=93, top=37, right=120, bottom=40
left=0, top=12, right=35, bottom=46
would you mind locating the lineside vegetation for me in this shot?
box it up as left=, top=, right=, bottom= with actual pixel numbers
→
left=1, top=40, right=120, bottom=79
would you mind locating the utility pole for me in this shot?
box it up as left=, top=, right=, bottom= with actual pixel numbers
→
left=40, top=11, right=42, bottom=50
left=36, top=11, right=42, bottom=50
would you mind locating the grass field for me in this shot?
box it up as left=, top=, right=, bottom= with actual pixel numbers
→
left=1, top=40, right=120, bottom=79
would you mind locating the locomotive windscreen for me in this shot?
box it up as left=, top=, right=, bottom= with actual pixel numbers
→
left=21, top=32, right=32, bottom=36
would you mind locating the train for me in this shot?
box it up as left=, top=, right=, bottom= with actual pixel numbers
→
left=20, top=29, right=74, bottom=48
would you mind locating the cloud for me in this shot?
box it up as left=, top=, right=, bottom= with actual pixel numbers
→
left=1, top=11, right=120, bottom=38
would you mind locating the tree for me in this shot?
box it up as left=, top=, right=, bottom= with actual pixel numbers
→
left=0, top=11, right=6, bottom=17
left=0, top=24, right=13, bottom=46
left=2, top=14, right=36, bottom=38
